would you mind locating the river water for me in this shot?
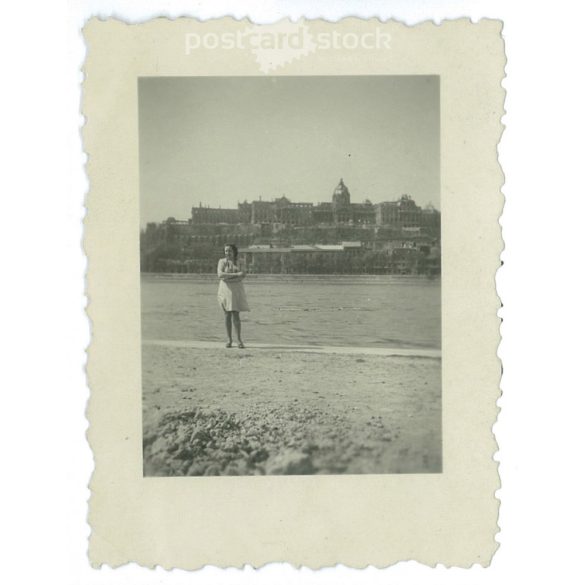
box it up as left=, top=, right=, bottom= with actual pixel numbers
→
left=141, top=274, right=441, bottom=350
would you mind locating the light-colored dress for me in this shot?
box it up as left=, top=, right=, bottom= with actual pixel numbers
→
left=217, top=258, right=250, bottom=312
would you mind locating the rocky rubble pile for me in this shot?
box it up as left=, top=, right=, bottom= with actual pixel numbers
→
left=143, top=404, right=396, bottom=476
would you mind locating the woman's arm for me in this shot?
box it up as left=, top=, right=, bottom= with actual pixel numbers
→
left=217, top=259, right=239, bottom=280
left=218, top=271, right=237, bottom=280
left=230, top=267, right=246, bottom=281
left=222, top=271, right=244, bottom=281
left=217, top=259, right=230, bottom=280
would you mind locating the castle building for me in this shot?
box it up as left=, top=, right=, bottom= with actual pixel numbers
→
left=330, top=179, right=376, bottom=224
left=189, top=179, right=434, bottom=230
left=190, top=203, right=243, bottom=224
left=144, top=180, right=440, bottom=275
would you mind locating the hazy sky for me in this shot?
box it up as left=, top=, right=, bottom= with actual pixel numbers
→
left=139, top=76, right=439, bottom=226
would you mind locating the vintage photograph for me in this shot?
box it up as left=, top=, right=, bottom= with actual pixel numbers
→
left=139, top=75, right=442, bottom=476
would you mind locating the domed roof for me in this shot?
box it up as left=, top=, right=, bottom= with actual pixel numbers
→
left=333, top=178, right=349, bottom=197
left=332, top=178, right=351, bottom=208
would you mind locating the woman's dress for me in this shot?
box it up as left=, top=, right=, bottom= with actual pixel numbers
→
left=217, top=258, right=250, bottom=312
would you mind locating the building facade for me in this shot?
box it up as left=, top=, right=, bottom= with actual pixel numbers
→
left=190, top=179, right=437, bottom=230
left=142, top=180, right=441, bottom=275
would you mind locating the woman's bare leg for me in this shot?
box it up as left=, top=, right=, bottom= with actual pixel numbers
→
left=223, top=309, right=232, bottom=346
left=232, top=311, right=243, bottom=346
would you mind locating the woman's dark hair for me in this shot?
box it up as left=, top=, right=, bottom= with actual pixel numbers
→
left=225, top=243, right=238, bottom=260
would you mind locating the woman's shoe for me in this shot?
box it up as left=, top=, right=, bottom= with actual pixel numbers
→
left=225, top=341, right=233, bottom=348
left=238, top=341, right=245, bottom=349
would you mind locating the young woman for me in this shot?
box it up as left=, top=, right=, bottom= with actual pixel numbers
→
left=217, top=244, right=249, bottom=348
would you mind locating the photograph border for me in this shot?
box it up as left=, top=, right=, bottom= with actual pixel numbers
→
left=84, top=16, right=504, bottom=568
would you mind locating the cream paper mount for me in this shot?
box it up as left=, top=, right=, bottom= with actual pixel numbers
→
left=83, top=17, right=504, bottom=568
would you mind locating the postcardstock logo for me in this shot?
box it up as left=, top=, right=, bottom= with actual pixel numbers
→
left=185, top=19, right=391, bottom=73
left=245, top=19, right=317, bottom=73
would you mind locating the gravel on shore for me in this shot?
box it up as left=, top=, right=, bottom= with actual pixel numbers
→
left=142, top=345, right=441, bottom=475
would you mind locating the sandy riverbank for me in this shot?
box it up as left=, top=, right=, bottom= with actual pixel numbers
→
left=142, top=344, right=441, bottom=475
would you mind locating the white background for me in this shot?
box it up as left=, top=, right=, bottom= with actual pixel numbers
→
left=1, top=1, right=584, bottom=583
